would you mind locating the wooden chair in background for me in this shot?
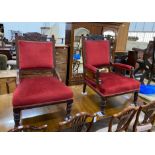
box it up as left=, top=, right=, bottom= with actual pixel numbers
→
left=132, top=102, right=155, bottom=132
left=59, top=112, right=95, bottom=132
left=108, top=106, right=137, bottom=132
left=133, top=39, right=155, bottom=84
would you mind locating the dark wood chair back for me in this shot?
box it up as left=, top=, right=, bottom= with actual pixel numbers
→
left=133, top=102, right=155, bottom=132
left=23, top=32, right=47, bottom=41
left=59, top=112, right=95, bottom=132
left=108, top=106, right=137, bottom=132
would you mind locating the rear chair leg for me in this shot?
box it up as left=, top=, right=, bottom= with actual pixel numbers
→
left=65, top=100, right=72, bottom=120
left=13, top=108, right=21, bottom=127
left=97, top=98, right=107, bottom=116
left=82, top=83, right=87, bottom=95
left=134, top=91, right=138, bottom=106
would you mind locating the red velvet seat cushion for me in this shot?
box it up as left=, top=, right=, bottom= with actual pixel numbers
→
left=18, top=41, right=54, bottom=69
left=98, top=73, right=140, bottom=96
left=85, top=40, right=110, bottom=66
left=13, top=76, right=73, bottom=107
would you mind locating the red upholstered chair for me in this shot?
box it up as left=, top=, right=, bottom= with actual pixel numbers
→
left=82, top=35, right=140, bottom=115
left=12, top=34, right=73, bottom=127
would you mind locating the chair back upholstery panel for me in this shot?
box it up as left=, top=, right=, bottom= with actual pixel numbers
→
left=84, top=40, right=110, bottom=66
left=18, top=40, right=54, bottom=69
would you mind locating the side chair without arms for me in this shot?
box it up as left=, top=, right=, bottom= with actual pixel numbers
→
left=12, top=33, right=73, bottom=127
left=82, top=35, right=140, bottom=115
left=59, top=112, right=95, bottom=132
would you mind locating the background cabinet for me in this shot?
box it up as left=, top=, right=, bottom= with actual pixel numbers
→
left=55, top=45, right=68, bottom=84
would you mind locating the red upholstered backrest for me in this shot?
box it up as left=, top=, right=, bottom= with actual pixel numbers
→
left=84, top=40, right=110, bottom=66
left=18, top=40, right=54, bottom=69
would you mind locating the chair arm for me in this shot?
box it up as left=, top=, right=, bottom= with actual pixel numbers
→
left=84, top=64, right=97, bottom=73
left=84, top=64, right=101, bottom=85
left=112, top=63, right=133, bottom=71
left=112, top=63, right=134, bottom=78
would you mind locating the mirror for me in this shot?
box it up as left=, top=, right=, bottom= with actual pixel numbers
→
left=103, top=30, right=116, bottom=53
left=72, top=28, right=90, bottom=78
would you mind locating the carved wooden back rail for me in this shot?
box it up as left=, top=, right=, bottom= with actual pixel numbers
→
left=108, top=106, right=137, bottom=132
left=59, top=112, right=95, bottom=132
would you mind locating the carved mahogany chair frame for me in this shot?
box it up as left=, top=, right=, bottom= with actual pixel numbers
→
left=59, top=112, right=95, bottom=132
left=82, top=35, right=140, bottom=114
left=108, top=106, right=137, bottom=132
left=132, top=102, right=155, bottom=132
left=13, top=33, right=73, bottom=127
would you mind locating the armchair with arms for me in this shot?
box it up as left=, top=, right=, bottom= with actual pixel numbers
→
left=12, top=33, right=73, bottom=127
left=82, top=35, right=140, bottom=115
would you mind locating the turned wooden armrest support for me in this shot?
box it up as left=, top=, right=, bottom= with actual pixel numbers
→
left=53, top=68, right=62, bottom=82
left=84, top=64, right=102, bottom=85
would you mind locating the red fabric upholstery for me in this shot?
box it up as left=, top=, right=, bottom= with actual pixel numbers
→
left=98, top=72, right=140, bottom=96
left=112, top=63, right=133, bottom=71
left=18, top=41, right=54, bottom=69
left=13, top=76, right=73, bottom=107
left=85, top=40, right=110, bottom=66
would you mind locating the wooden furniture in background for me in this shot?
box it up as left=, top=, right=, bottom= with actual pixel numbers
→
left=65, top=22, right=130, bottom=85
left=108, top=106, right=137, bottom=132
left=0, top=70, right=17, bottom=94
left=55, top=45, right=69, bottom=84
left=132, top=102, right=155, bottom=132
left=59, top=112, right=95, bottom=132
left=131, top=39, right=155, bottom=84
left=0, top=47, right=12, bottom=60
